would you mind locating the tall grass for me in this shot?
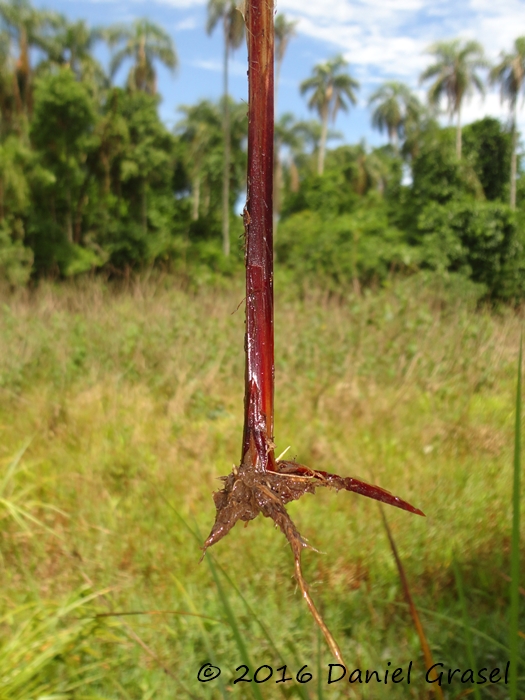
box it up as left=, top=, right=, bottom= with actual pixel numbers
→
left=510, top=337, right=522, bottom=699
left=0, top=587, right=131, bottom=699
left=0, top=273, right=523, bottom=697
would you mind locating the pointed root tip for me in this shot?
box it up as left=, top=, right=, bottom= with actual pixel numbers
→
left=342, top=476, right=425, bottom=517
left=379, top=496, right=425, bottom=517
left=403, top=505, right=425, bottom=517
left=389, top=495, right=425, bottom=517
left=277, top=461, right=425, bottom=516
left=200, top=532, right=217, bottom=561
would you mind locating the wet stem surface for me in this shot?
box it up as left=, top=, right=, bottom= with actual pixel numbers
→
left=202, top=0, right=425, bottom=664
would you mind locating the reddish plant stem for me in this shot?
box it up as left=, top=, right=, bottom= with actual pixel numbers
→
left=242, top=0, right=276, bottom=473
left=203, top=0, right=424, bottom=569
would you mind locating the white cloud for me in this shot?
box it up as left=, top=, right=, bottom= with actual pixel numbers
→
left=74, top=0, right=525, bottom=140
left=148, top=0, right=204, bottom=6
left=191, top=57, right=247, bottom=77
left=272, top=0, right=525, bottom=131
left=191, top=58, right=221, bottom=72
left=174, top=16, right=198, bottom=30
left=276, top=0, right=524, bottom=81
left=63, top=0, right=204, bottom=6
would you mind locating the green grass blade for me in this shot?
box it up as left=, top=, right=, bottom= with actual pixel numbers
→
left=382, top=600, right=521, bottom=661
left=510, top=335, right=522, bottom=700
left=205, top=552, right=265, bottom=700
left=171, top=573, right=229, bottom=700
left=379, top=504, right=445, bottom=699
left=160, top=504, right=265, bottom=700
left=215, top=562, right=311, bottom=700
left=452, top=559, right=481, bottom=700
left=0, top=438, right=31, bottom=495
left=0, top=497, right=65, bottom=539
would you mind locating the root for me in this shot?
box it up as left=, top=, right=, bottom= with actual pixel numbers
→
left=203, top=457, right=423, bottom=661
left=293, top=551, right=344, bottom=664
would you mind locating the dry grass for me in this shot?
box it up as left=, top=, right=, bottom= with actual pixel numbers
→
left=0, top=272, right=522, bottom=698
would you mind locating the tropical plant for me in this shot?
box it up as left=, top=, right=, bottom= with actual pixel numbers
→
left=109, top=90, right=175, bottom=256
left=273, top=14, right=297, bottom=235
left=276, top=206, right=414, bottom=292
left=0, top=135, right=32, bottom=284
left=463, top=117, right=512, bottom=201
left=106, top=19, right=177, bottom=95
left=417, top=199, right=525, bottom=300
left=300, top=54, right=359, bottom=175
left=177, top=100, right=223, bottom=221
left=410, top=125, right=484, bottom=207
left=94, top=88, right=129, bottom=197
left=278, top=118, right=342, bottom=194
left=74, top=88, right=180, bottom=273
left=0, top=0, right=60, bottom=115
left=401, top=103, right=437, bottom=161
left=204, top=1, right=423, bottom=665
left=347, top=143, right=390, bottom=196
left=206, top=0, right=244, bottom=256
left=42, top=18, right=106, bottom=90
left=0, top=133, right=29, bottom=221
left=282, top=143, right=389, bottom=221
left=274, top=112, right=304, bottom=231
left=490, top=36, right=525, bottom=208
left=293, top=118, right=342, bottom=153
left=368, top=80, right=422, bottom=153
left=30, top=68, right=96, bottom=250
left=420, top=39, right=487, bottom=159
left=0, top=29, right=15, bottom=133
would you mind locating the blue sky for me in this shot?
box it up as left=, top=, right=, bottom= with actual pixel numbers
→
left=32, top=0, right=525, bottom=148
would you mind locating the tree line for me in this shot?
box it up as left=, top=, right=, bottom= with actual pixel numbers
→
left=0, top=0, right=524, bottom=300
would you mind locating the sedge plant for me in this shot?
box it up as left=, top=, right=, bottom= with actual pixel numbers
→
left=202, top=0, right=424, bottom=661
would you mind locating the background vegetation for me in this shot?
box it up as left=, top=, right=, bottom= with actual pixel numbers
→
left=0, top=275, right=523, bottom=698
left=1, top=1, right=525, bottom=697
left=0, top=0, right=524, bottom=300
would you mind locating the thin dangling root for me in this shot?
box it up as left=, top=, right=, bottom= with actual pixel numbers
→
left=202, top=458, right=423, bottom=661
left=293, top=552, right=344, bottom=665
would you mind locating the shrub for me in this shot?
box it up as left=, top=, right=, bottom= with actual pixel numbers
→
left=410, top=127, right=483, bottom=208
left=0, top=223, right=33, bottom=287
left=463, top=117, right=513, bottom=201
left=276, top=203, right=416, bottom=289
left=417, top=199, right=525, bottom=300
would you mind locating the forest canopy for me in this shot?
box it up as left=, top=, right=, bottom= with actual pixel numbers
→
left=0, top=0, right=524, bottom=300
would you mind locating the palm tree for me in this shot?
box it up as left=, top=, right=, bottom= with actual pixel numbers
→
left=177, top=100, right=223, bottom=221
left=401, top=104, right=437, bottom=161
left=0, top=29, right=15, bottom=132
left=273, top=14, right=297, bottom=236
left=368, top=81, right=422, bottom=154
left=349, top=143, right=388, bottom=196
left=274, top=13, right=297, bottom=114
left=206, top=0, right=244, bottom=256
left=95, top=89, right=129, bottom=197
left=0, top=0, right=60, bottom=115
left=45, top=18, right=106, bottom=87
left=490, top=37, right=525, bottom=209
left=291, top=118, right=343, bottom=178
left=300, top=54, right=359, bottom=175
left=0, top=133, right=29, bottom=224
left=273, top=112, right=304, bottom=232
left=420, top=39, right=487, bottom=159
left=107, top=19, right=177, bottom=95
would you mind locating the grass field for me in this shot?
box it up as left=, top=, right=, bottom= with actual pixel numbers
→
left=0, top=272, right=523, bottom=699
